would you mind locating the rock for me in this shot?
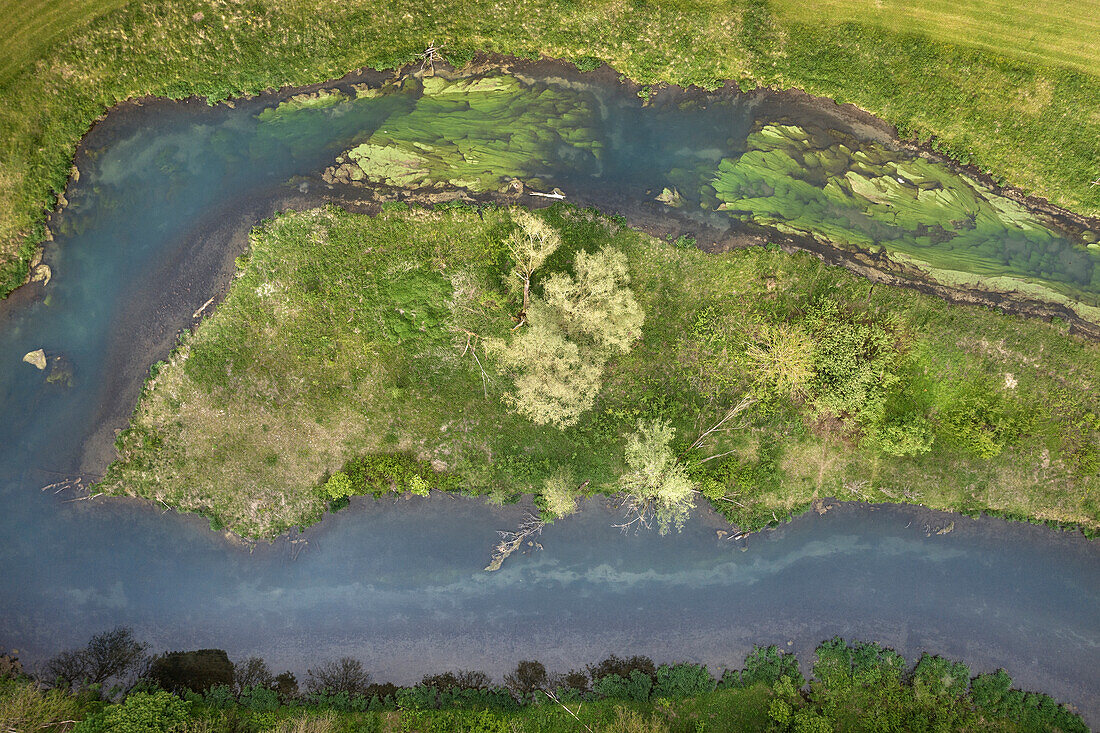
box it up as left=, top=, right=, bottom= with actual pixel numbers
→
left=23, top=349, right=46, bottom=370
left=30, top=264, right=51, bottom=286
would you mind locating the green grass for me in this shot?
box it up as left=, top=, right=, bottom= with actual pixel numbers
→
left=2, top=0, right=1100, bottom=297
left=100, top=206, right=1100, bottom=538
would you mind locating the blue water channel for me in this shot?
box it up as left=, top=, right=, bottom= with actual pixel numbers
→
left=1, top=73, right=1098, bottom=721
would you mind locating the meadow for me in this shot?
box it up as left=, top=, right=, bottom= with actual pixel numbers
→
left=1, top=0, right=1099, bottom=296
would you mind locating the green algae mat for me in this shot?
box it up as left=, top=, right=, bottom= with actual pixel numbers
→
left=285, top=73, right=1100, bottom=325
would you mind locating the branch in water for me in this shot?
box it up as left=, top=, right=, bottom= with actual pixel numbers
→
left=485, top=513, right=545, bottom=571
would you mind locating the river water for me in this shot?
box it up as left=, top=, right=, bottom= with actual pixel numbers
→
left=1, top=70, right=1098, bottom=720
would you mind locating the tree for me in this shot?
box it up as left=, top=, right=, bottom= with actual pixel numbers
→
left=618, top=419, right=696, bottom=534
left=273, top=671, right=298, bottom=698
left=233, top=656, right=275, bottom=693
left=306, top=657, right=371, bottom=695
left=542, top=246, right=643, bottom=353
left=322, top=471, right=354, bottom=500
left=491, top=304, right=604, bottom=427
left=44, top=627, right=148, bottom=691
left=504, top=660, right=548, bottom=695
left=506, top=209, right=561, bottom=325
left=540, top=466, right=578, bottom=517
left=492, top=244, right=645, bottom=429
left=149, top=649, right=233, bottom=694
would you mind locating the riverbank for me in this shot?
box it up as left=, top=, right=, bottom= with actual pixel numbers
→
left=97, top=204, right=1100, bottom=539
left=3, top=632, right=1088, bottom=732
left=2, top=0, right=1099, bottom=298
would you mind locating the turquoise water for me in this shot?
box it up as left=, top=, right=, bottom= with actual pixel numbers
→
left=0, top=73, right=1098, bottom=720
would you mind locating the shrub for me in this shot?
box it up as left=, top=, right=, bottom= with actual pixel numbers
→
left=593, top=669, right=652, bottom=703
left=651, top=663, right=715, bottom=698
left=587, top=655, right=656, bottom=684
left=734, top=645, right=804, bottom=688
left=572, top=56, right=603, bottom=72
left=504, top=661, right=547, bottom=695
left=74, top=690, right=189, bottom=733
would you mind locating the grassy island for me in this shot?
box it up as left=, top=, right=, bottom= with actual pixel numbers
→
left=2, top=0, right=1099, bottom=297
left=101, top=205, right=1100, bottom=538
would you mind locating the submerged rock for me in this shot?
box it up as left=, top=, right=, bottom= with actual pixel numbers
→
left=22, top=349, right=46, bottom=370
left=45, top=355, right=74, bottom=388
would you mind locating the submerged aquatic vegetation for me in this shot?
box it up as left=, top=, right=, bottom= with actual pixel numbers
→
left=705, top=123, right=1100, bottom=308
left=324, top=75, right=603, bottom=192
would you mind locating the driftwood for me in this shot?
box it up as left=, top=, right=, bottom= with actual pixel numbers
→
left=528, top=188, right=566, bottom=200
left=192, top=296, right=216, bottom=318
left=485, top=513, right=544, bottom=571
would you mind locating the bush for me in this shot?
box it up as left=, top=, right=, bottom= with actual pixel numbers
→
left=74, top=690, right=189, bottom=733
left=652, top=663, right=715, bottom=698
left=587, top=655, right=656, bottom=684
left=504, top=661, right=547, bottom=695
left=592, top=669, right=652, bottom=703
left=572, top=56, right=603, bottom=72
left=733, top=646, right=804, bottom=688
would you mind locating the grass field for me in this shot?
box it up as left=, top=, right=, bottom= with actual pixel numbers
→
left=772, top=0, right=1100, bottom=74
left=1, top=0, right=1099, bottom=298
left=100, top=205, right=1100, bottom=538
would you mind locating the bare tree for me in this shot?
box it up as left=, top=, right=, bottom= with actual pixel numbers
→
left=82, top=627, right=148, bottom=686
left=43, top=627, right=147, bottom=691
left=234, top=656, right=275, bottom=693
left=306, top=657, right=371, bottom=695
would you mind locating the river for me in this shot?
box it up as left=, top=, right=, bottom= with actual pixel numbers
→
left=1, top=66, right=1098, bottom=722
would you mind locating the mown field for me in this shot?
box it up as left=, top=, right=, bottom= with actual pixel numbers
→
left=1, top=0, right=1099, bottom=297
left=101, top=205, right=1100, bottom=538
left=771, top=0, right=1100, bottom=74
